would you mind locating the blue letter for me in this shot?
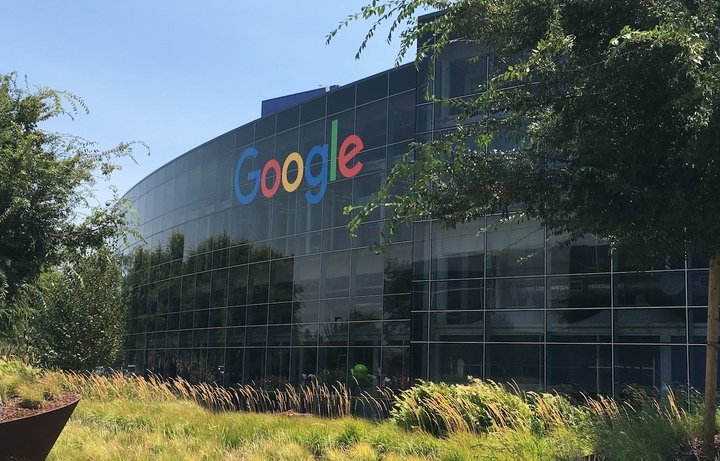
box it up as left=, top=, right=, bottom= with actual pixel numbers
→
left=234, top=147, right=260, bottom=204
left=304, top=144, right=328, bottom=204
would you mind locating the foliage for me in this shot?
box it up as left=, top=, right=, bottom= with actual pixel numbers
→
left=0, top=357, right=63, bottom=408
left=21, top=245, right=127, bottom=371
left=336, top=0, right=720, bottom=266
left=390, top=379, right=533, bottom=435
left=0, top=73, right=140, bottom=341
left=24, top=368, right=712, bottom=460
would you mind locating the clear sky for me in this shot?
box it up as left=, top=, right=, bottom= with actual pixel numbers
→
left=0, top=1, right=416, bottom=205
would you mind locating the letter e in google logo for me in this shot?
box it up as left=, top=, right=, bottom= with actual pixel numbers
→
left=233, top=119, right=364, bottom=205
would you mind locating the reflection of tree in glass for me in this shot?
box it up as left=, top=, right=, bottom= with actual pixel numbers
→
left=124, top=230, right=304, bottom=384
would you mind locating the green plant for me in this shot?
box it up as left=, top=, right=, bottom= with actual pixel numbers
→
left=15, top=382, right=45, bottom=409
left=391, top=379, right=532, bottom=436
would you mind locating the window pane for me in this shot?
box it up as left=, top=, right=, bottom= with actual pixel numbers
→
left=432, top=221, right=484, bottom=279
left=548, top=275, right=611, bottom=309
left=429, top=343, right=483, bottom=384
left=486, top=310, right=544, bottom=342
left=486, top=344, right=543, bottom=389
left=547, top=344, right=612, bottom=394
left=431, top=280, right=483, bottom=310
left=429, top=311, right=483, bottom=342
left=614, top=272, right=685, bottom=307
left=547, top=309, right=611, bottom=342
left=614, top=308, right=686, bottom=343
left=486, top=277, right=544, bottom=309
left=486, top=217, right=544, bottom=277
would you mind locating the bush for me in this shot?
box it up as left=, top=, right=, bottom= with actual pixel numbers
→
left=391, top=379, right=533, bottom=436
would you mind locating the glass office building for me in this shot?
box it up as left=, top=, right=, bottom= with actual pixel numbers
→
left=123, top=39, right=713, bottom=396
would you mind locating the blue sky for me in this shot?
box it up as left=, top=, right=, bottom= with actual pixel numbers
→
left=0, top=1, right=417, bottom=205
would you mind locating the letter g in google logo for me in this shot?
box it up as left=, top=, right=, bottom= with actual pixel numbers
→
left=233, top=119, right=364, bottom=205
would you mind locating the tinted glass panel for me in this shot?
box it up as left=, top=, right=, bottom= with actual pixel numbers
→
left=547, top=310, right=611, bottom=342
left=614, top=272, right=685, bottom=307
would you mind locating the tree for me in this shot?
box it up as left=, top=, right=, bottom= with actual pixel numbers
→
left=334, top=0, right=720, bottom=457
left=24, top=246, right=127, bottom=370
left=0, top=73, right=139, bottom=339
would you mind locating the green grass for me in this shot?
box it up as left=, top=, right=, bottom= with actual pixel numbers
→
left=12, top=367, right=707, bottom=460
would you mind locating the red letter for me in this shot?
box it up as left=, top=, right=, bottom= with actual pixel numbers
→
left=338, top=134, right=364, bottom=178
left=260, top=159, right=281, bottom=197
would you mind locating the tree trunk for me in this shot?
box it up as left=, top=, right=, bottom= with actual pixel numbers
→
left=702, top=249, right=720, bottom=460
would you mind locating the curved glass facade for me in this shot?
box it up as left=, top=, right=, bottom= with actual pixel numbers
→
left=124, top=42, right=712, bottom=395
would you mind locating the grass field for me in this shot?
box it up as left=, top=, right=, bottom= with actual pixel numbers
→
left=0, top=365, right=694, bottom=460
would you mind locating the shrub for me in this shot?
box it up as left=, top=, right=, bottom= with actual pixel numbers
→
left=391, top=379, right=532, bottom=436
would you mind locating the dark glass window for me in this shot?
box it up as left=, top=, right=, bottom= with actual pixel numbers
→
left=614, top=272, right=686, bottom=307
left=290, top=347, right=318, bottom=384
left=318, top=347, right=348, bottom=384
left=388, top=91, right=415, bottom=143
left=486, top=310, right=544, bottom=342
left=486, top=217, right=545, bottom=277
left=614, top=308, right=686, bottom=343
left=208, top=308, right=227, bottom=328
left=383, top=320, right=411, bottom=346
left=688, top=270, right=708, bottom=306
left=193, top=309, right=209, bottom=329
left=413, top=221, right=431, bottom=280
left=248, top=262, right=269, bottom=304
left=357, top=74, right=388, bottom=105
left=227, top=306, right=245, bottom=327
left=384, top=243, right=412, bottom=295
left=208, top=328, right=225, bottom=347
left=321, top=251, right=351, bottom=298
left=349, top=296, right=383, bottom=321
left=246, top=326, right=268, bottom=347
left=547, top=235, right=611, bottom=274
left=384, top=294, right=411, bottom=320
left=300, top=96, right=326, bottom=124
left=389, top=65, right=416, bottom=94
left=547, top=309, right=611, bottom=342
left=351, top=249, right=384, bottom=297
left=435, top=43, right=487, bottom=98
left=429, top=311, right=483, bottom=342
left=243, top=348, right=266, bottom=381
left=382, top=348, right=411, bottom=388
left=486, top=278, right=544, bottom=309
left=322, top=179, right=352, bottom=229
left=235, top=123, right=254, bottom=148
left=320, top=298, right=349, bottom=323
left=246, top=304, right=268, bottom=326
left=211, top=269, right=228, bottom=307
left=291, top=323, right=318, bottom=347
left=349, top=321, right=381, bottom=346
left=267, top=326, right=291, bottom=346
left=270, top=258, right=294, bottom=302
left=298, top=119, right=325, bottom=156
left=195, top=272, right=211, bottom=309
left=228, top=266, right=248, bottom=306
left=356, top=99, right=387, bottom=150
left=276, top=106, right=300, bottom=133
left=614, top=345, right=687, bottom=391
left=547, top=344, right=612, bottom=394
left=319, top=321, right=348, bottom=346
left=226, top=327, right=245, bottom=347
left=268, top=302, right=292, bottom=324
left=327, top=85, right=355, bottom=115
left=255, top=116, right=276, bottom=140
left=429, top=343, right=483, bottom=384
left=689, top=308, right=707, bottom=344
left=486, top=344, right=543, bottom=388
left=547, top=275, right=611, bottom=309
left=293, top=300, right=319, bottom=324
left=431, top=280, right=483, bottom=310
left=432, top=221, right=484, bottom=279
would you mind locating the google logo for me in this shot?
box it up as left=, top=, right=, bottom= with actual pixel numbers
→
left=233, top=119, right=364, bottom=205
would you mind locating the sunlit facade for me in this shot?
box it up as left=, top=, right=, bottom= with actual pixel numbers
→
left=123, top=37, right=712, bottom=396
